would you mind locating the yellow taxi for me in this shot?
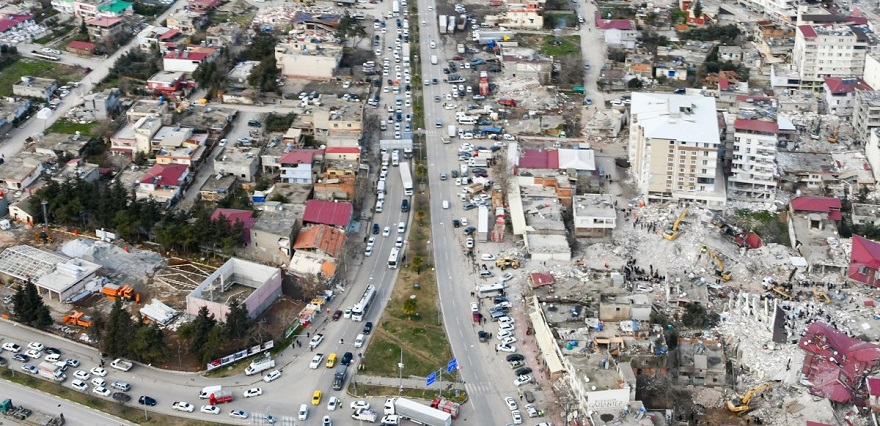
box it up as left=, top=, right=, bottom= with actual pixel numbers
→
left=311, top=390, right=322, bottom=405
left=326, top=353, right=337, bottom=368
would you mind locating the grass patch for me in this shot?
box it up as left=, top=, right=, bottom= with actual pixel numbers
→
left=48, top=118, right=97, bottom=135
left=33, top=25, right=74, bottom=45
left=0, top=58, right=85, bottom=98
left=347, top=382, right=467, bottom=404
left=730, top=209, right=791, bottom=246
left=0, top=368, right=219, bottom=425
left=537, top=34, right=581, bottom=57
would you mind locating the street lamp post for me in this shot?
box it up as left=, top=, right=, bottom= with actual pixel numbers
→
left=397, top=348, right=404, bottom=396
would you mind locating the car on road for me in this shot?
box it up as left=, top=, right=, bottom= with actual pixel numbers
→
left=2, top=343, right=20, bottom=353
left=495, top=301, right=513, bottom=309
left=44, top=347, right=61, bottom=356
left=74, top=370, right=90, bottom=380
left=201, top=405, right=220, bottom=414
left=382, top=226, right=391, bottom=237
left=237, top=137, right=251, bottom=143
left=139, top=396, right=157, bottom=406
left=90, top=367, right=107, bottom=377
left=395, top=237, right=404, bottom=247
left=243, top=387, right=262, bottom=398
left=71, top=380, right=88, bottom=391
left=12, top=353, right=28, bottom=363
left=24, top=349, right=41, bottom=359
left=309, top=353, right=324, bottom=369
left=363, top=321, right=373, bottom=335
left=344, top=308, right=352, bottom=319
left=372, top=224, right=380, bottom=235
left=505, top=396, right=518, bottom=411
left=341, top=352, right=353, bottom=366
left=351, top=401, right=370, bottom=411
left=501, top=272, right=514, bottom=282
left=173, top=401, right=195, bottom=412
left=481, top=253, right=496, bottom=261
left=263, top=370, right=282, bottom=382
left=311, top=390, right=322, bottom=405
left=21, top=364, right=37, bottom=374
left=91, top=378, right=106, bottom=388
left=230, top=409, right=249, bottom=419
left=309, top=334, right=324, bottom=348
left=93, top=387, right=111, bottom=397
left=218, top=138, right=227, bottom=146
left=323, top=415, right=332, bottom=426
left=512, top=410, right=523, bottom=424
left=514, top=375, right=533, bottom=386
left=27, top=342, right=44, bottom=351
left=466, top=238, right=474, bottom=248
left=332, top=310, right=343, bottom=321
left=525, top=404, right=538, bottom=417
left=111, top=381, right=130, bottom=392
left=496, top=343, right=516, bottom=352
left=327, top=396, right=339, bottom=411
left=112, top=392, right=131, bottom=403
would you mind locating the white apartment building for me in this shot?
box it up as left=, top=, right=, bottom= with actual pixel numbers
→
left=628, top=93, right=726, bottom=208
left=854, top=89, right=880, bottom=142
left=737, top=0, right=796, bottom=21
left=728, top=119, right=779, bottom=202
left=792, top=23, right=871, bottom=89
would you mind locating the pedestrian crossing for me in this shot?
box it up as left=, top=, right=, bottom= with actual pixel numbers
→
left=464, top=381, right=496, bottom=395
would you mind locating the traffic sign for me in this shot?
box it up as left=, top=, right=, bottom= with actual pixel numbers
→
left=426, top=371, right=437, bottom=386
left=447, top=358, right=457, bottom=373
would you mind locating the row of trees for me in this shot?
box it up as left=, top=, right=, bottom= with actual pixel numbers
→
left=13, top=281, right=53, bottom=330
left=96, top=299, right=170, bottom=364
left=178, top=304, right=251, bottom=364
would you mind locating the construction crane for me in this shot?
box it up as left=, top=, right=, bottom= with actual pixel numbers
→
left=707, top=248, right=732, bottom=281
left=662, top=210, right=689, bottom=241
left=727, top=382, right=771, bottom=413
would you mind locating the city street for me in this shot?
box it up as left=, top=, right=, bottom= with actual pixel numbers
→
left=0, top=378, right=135, bottom=426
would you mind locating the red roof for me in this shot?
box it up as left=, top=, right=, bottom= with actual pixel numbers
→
left=139, top=163, right=188, bottom=187
left=66, top=40, right=96, bottom=51
left=848, top=235, right=880, bottom=285
left=734, top=119, right=778, bottom=133
left=791, top=196, right=842, bottom=220
left=798, top=25, right=818, bottom=38
left=163, top=50, right=209, bottom=61
left=0, top=14, right=32, bottom=33
left=823, top=77, right=873, bottom=94
left=529, top=272, right=555, bottom=287
left=293, top=224, right=346, bottom=258
left=211, top=208, right=256, bottom=242
left=158, top=29, right=181, bottom=41
left=518, top=149, right=559, bottom=169
left=280, top=149, right=319, bottom=165
left=799, top=322, right=880, bottom=404
left=325, top=147, right=360, bottom=154
left=593, top=13, right=633, bottom=30
left=868, top=377, right=880, bottom=396
left=718, top=77, right=729, bottom=91
left=85, top=16, right=123, bottom=27
left=302, top=200, right=352, bottom=228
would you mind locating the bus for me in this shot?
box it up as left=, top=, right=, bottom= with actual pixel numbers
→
left=388, top=247, right=400, bottom=269
left=476, top=282, right=508, bottom=298
left=351, top=285, right=377, bottom=322
left=399, top=162, right=413, bottom=196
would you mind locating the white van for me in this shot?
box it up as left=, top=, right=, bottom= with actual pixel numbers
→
left=442, top=200, right=450, bottom=209
left=376, top=200, right=384, bottom=213
left=354, top=334, right=366, bottom=348
left=378, top=192, right=386, bottom=202
left=298, top=404, right=308, bottom=420
left=397, top=222, right=406, bottom=233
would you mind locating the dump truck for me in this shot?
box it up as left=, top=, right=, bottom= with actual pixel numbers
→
left=431, top=398, right=460, bottom=419
left=62, top=311, right=92, bottom=327
left=245, top=357, right=275, bottom=376
left=496, top=257, right=520, bottom=270
left=38, top=361, right=66, bottom=382
left=110, top=358, right=133, bottom=372
left=384, top=398, right=451, bottom=426
left=0, top=399, right=65, bottom=425
left=208, top=390, right=233, bottom=405
left=101, top=284, right=140, bottom=303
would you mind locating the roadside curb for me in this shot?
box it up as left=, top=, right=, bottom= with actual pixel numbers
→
left=0, top=376, right=135, bottom=425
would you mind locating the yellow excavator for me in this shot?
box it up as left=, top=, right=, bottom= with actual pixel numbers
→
left=828, top=126, right=839, bottom=143
left=813, top=288, right=831, bottom=304
left=662, top=210, right=689, bottom=240
left=728, top=382, right=771, bottom=413
left=708, top=248, right=732, bottom=281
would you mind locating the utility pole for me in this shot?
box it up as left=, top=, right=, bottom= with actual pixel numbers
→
left=398, top=347, right=404, bottom=396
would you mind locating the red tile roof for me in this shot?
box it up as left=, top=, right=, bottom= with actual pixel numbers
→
left=529, top=272, right=555, bottom=287
left=718, top=77, right=729, bottom=91
left=734, top=119, right=778, bottom=133
left=280, top=149, right=319, bottom=165
left=798, top=25, right=818, bottom=38
left=139, top=163, right=188, bottom=187
left=66, top=40, right=96, bottom=51
left=163, top=50, right=209, bottom=61
left=868, top=377, right=880, bottom=396
left=823, top=77, right=873, bottom=94
left=325, top=147, right=360, bottom=154
left=0, top=14, right=32, bottom=33
left=593, top=13, right=633, bottom=30
left=158, top=29, right=181, bottom=40
left=302, top=200, right=352, bottom=228
left=848, top=235, right=880, bottom=285
left=518, top=149, right=559, bottom=169
left=293, top=224, right=346, bottom=258
left=211, top=208, right=256, bottom=242
left=85, top=16, right=123, bottom=27
left=791, top=196, right=842, bottom=220
left=799, top=322, right=880, bottom=404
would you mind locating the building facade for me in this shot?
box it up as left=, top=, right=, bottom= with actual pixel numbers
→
left=728, top=119, right=778, bottom=202
left=792, top=24, right=870, bottom=89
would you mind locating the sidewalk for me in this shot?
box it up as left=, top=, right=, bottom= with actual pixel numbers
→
left=354, top=374, right=465, bottom=391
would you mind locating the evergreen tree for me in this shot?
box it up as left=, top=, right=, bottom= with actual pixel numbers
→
left=223, top=299, right=250, bottom=340
left=103, top=299, right=134, bottom=356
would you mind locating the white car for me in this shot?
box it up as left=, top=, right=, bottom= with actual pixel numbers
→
left=90, top=367, right=108, bottom=377
left=263, top=370, right=282, bottom=382
left=24, top=349, right=41, bottom=359
left=71, top=379, right=88, bottom=392
left=505, top=396, right=518, bottom=411
left=309, top=334, right=324, bottom=348
left=173, top=402, right=195, bottom=412
left=309, top=353, right=325, bottom=369
left=501, top=273, right=515, bottom=282
left=514, top=375, right=533, bottom=386
left=498, top=316, right=515, bottom=324
left=91, top=377, right=106, bottom=388
left=327, top=396, right=339, bottom=411
left=525, top=404, right=538, bottom=417
left=383, top=226, right=391, bottom=237
left=470, top=302, right=479, bottom=312
left=93, top=386, right=111, bottom=397
left=2, top=343, right=20, bottom=353
left=496, top=343, right=516, bottom=353
left=323, top=415, right=332, bottom=426
left=230, top=409, right=249, bottom=419
left=495, top=301, right=513, bottom=309
left=512, top=410, right=523, bottom=424
left=201, top=405, right=221, bottom=415
left=496, top=330, right=513, bottom=340
left=395, top=237, right=404, bottom=247
left=243, top=387, right=262, bottom=398
left=499, top=322, right=515, bottom=332
left=73, top=370, right=90, bottom=380
left=461, top=218, right=469, bottom=226
left=466, top=238, right=474, bottom=248
left=501, top=337, right=517, bottom=345
left=350, top=401, right=371, bottom=411
left=27, top=342, right=44, bottom=351
left=481, top=254, right=496, bottom=261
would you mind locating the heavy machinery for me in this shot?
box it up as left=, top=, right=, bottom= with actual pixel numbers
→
left=61, top=311, right=91, bottom=327
left=34, top=231, right=54, bottom=244
left=496, top=257, right=520, bottom=270
left=707, top=248, right=732, bottom=281
left=101, top=284, right=140, bottom=303
left=727, top=382, right=771, bottom=413
left=662, top=209, right=689, bottom=240
left=813, top=288, right=831, bottom=304
left=828, top=126, right=839, bottom=143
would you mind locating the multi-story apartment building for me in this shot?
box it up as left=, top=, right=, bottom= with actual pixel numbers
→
left=729, top=119, right=779, bottom=202
left=792, top=23, right=871, bottom=89
left=737, top=0, right=796, bottom=21
left=823, top=77, right=872, bottom=117
left=628, top=92, right=726, bottom=208
left=853, top=89, right=880, bottom=142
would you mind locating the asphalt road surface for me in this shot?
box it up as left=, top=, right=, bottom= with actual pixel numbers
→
left=0, top=377, right=135, bottom=426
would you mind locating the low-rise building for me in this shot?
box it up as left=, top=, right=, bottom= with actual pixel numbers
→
left=215, top=146, right=260, bottom=182
left=165, top=9, right=205, bottom=34
left=199, top=173, right=236, bottom=202
left=247, top=203, right=300, bottom=265
left=788, top=196, right=847, bottom=275
left=292, top=224, right=346, bottom=259
left=501, top=3, right=543, bottom=29
left=34, top=132, right=89, bottom=158
left=823, top=77, right=872, bottom=117
left=572, top=194, right=617, bottom=238
left=597, top=19, right=637, bottom=49
left=0, top=151, right=56, bottom=190
left=0, top=99, right=31, bottom=136
left=135, top=163, right=190, bottom=204
left=147, top=70, right=188, bottom=95
left=211, top=208, right=256, bottom=243
left=302, top=199, right=352, bottom=228
left=125, top=98, right=174, bottom=124
left=274, top=41, right=342, bottom=80
left=186, top=257, right=282, bottom=321
left=12, top=76, right=57, bottom=101
left=65, top=40, right=97, bottom=56
left=677, top=337, right=727, bottom=387
left=851, top=204, right=880, bottom=227
left=163, top=50, right=213, bottom=73
left=96, top=0, right=132, bottom=17
left=279, top=149, right=321, bottom=184
left=85, top=16, right=127, bottom=45
left=80, top=88, right=121, bottom=120
left=498, top=46, right=552, bottom=85
left=51, top=158, right=100, bottom=183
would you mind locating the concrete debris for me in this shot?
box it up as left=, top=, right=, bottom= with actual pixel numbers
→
left=61, top=238, right=166, bottom=283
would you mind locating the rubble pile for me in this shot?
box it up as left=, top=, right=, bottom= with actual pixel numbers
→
left=61, top=238, right=166, bottom=283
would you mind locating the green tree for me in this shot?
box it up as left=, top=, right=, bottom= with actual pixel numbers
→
left=411, top=256, right=424, bottom=275
left=13, top=279, right=53, bottom=329
left=692, top=0, right=703, bottom=18
left=192, top=61, right=225, bottom=97
left=248, top=56, right=281, bottom=93
left=130, top=323, right=169, bottom=364
left=103, top=299, right=135, bottom=356
left=627, top=78, right=644, bottom=89
left=181, top=306, right=217, bottom=360
left=223, top=299, right=250, bottom=340
left=402, top=297, right=418, bottom=319
left=335, top=12, right=367, bottom=47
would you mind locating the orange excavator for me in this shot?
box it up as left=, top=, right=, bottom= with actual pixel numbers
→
left=101, top=284, right=141, bottom=303
left=62, top=311, right=92, bottom=327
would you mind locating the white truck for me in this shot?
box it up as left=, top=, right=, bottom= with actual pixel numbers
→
left=439, top=15, right=447, bottom=34
left=392, top=0, right=400, bottom=15
left=384, top=398, right=451, bottom=426
left=431, top=55, right=438, bottom=65
left=244, top=357, right=275, bottom=376
left=352, top=408, right=378, bottom=422
left=447, top=125, right=456, bottom=139
left=110, top=358, right=133, bottom=372
left=37, top=362, right=66, bottom=382
left=199, top=385, right=222, bottom=399
left=457, top=43, right=465, bottom=54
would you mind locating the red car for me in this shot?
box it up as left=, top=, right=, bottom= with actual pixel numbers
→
left=452, top=56, right=462, bottom=60
left=332, top=310, right=343, bottom=321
